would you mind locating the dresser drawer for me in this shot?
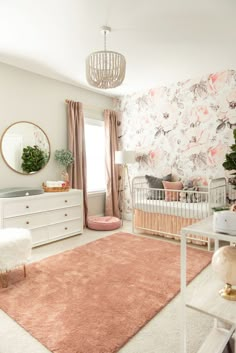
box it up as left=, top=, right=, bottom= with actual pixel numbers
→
left=47, top=193, right=82, bottom=210
left=47, top=206, right=81, bottom=224
left=3, top=213, right=49, bottom=229
left=3, top=198, right=48, bottom=218
left=31, top=227, right=49, bottom=245
left=48, top=219, right=82, bottom=240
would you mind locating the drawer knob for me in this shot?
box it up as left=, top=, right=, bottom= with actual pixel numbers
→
left=65, top=227, right=68, bottom=230
left=65, top=200, right=68, bottom=203
left=26, top=221, right=30, bottom=225
left=26, top=205, right=29, bottom=209
left=65, top=214, right=68, bottom=217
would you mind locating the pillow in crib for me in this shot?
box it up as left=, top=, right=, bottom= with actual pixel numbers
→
left=145, top=174, right=171, bottom=200
left=162, top=181, right=183, bottom=201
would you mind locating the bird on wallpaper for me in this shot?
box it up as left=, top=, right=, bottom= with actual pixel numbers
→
left=216, top=117, right=228, bottom=132
left=216, top=117, right=236, bottom=132
left=227, top=121, right=236, bottom=130
left=154, top=126, right=172, bottom=138
left=210, top=104, right=220, bottom=112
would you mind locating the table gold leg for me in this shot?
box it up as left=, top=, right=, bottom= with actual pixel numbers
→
left=0, top=272, right=8, bottom=288
left=23, top=265, right=26, bottom=278
left=0, top=272, right=4, bottom=287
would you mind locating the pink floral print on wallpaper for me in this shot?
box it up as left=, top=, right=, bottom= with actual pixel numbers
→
left=116, top=70, right=236, bottom=185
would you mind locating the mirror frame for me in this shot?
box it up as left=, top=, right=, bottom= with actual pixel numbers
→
left=0, top=121, right=51, bottom=175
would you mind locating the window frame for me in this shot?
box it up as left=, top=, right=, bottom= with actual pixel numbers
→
left=84, top=117, right=106, bottom=195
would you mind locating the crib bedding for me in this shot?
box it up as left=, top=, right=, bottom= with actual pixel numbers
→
left=132, top=176, right=227, bottom=248
left=134, top=209, right=207, bottom=245
left=134, top=199, right=209, bottom=219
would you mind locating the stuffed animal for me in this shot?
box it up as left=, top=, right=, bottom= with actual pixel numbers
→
left=180, top=180, right=199, bottom=203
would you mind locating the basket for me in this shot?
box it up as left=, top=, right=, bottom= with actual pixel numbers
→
left=42, top=183, right=70, bottom=192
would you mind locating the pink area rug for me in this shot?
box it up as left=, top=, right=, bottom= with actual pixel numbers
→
left=0, top=232, right=211, bottom=353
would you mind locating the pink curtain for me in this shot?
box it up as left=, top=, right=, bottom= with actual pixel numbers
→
left=104, top=109, right=120, bottom=218
left=67, top=100, right=88, bottom=227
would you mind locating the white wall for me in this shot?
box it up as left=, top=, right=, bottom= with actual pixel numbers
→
left=0, top=62, right=113, bottom=215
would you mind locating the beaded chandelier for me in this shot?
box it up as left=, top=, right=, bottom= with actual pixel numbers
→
left=86, top=26, right=126, bottom=89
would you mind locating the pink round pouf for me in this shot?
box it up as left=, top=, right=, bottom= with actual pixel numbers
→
left=87, top=216, right=121, bottom=231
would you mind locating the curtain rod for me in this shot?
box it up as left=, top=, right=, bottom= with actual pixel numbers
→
left=65, top=99, right=110, bottom=112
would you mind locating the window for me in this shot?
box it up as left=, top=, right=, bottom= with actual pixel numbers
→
left=85, top=118, right=106, bottom=193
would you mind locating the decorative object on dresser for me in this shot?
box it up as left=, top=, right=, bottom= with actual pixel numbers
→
left=0, top=228, right=32, bottom=288
left=212, top=245, right=236, bottom=300
left=54, top=149, right=74, bottom=185
left=0, top=233, right=211, bottom=353
left=0, top=121, right=50, bottom=175
left=0, top=187, right=43, bottom=198
left=0, top=189, right=83, bottom=247
left=42, top=180, right=69, bottom=192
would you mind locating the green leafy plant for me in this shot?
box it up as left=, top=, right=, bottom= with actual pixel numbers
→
left=21, top=145, right=48, bottom=173
left=222, top=129, right=236, bottom=186
left=54, top=149, right=74, bottom=168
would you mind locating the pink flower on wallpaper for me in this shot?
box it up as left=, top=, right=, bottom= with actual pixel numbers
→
left=227, top=89, right=236, bottom=109
left=149, top=150, right=155, bottom=158
left=156, top=102, right=178, bottom=130
left=184, top=128, right=209, bottom=154
left=195, top=106, right=210, bottom=122
left=189, top=105, right=215, bottom=126
left=149, top=88, right=156, bottom=97
left=149, top=87, right=167, bottom=104
left=208, top=71, right=230, bottom=93
left=207, top=143, right=226, bottom=166
left=181, top=109, right=191, bottom=126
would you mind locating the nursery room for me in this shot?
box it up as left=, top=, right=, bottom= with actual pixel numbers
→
left=0, top=1, right=236, bottom=353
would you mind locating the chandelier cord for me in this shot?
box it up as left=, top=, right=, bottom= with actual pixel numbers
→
left=104, top=30, right=107, bottom=52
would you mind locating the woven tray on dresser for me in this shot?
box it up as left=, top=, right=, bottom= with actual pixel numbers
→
left=42, top=184, right=70, bottom=192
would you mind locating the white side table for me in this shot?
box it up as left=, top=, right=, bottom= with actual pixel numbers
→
left=181, top=216, right=236, bottom=353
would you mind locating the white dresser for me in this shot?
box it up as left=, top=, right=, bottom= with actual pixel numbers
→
left=0, top=189, right=83, bottom=247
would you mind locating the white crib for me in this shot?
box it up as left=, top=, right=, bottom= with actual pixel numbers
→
left=132, top=177, right=227, bottom=249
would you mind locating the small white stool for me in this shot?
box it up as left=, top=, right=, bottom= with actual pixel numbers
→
left=0, top=228, right=32, bottom=287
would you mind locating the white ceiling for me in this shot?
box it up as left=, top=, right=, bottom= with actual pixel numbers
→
left=0, top=0, right=235, bottom=97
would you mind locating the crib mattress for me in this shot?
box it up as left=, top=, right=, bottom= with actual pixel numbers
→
left=134, top=200, right=209, bottom=219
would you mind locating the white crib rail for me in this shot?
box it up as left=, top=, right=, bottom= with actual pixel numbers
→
left=132, top=177, right=227, bottom=248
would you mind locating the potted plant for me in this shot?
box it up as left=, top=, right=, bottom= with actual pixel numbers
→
left=222, top=129, right=236, bottom=186
left=21, top=145, right=48, bottom=173
left=54, top=149, right=74, bottom=183
left=222, top=129, right=236, bottom=204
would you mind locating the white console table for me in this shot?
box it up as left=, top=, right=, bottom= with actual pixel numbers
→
left=0, top=189, right=83, bottom=247
left=181, top=216, right=236, bottom=353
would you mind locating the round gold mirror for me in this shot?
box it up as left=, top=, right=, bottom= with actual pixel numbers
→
left=1, top=121, right=50, bottom=175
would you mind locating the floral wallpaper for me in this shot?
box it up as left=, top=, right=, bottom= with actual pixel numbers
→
left=115, top=70, right=236, bottom=215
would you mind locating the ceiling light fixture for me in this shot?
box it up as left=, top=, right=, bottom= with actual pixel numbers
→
left=86, top=26, right=126, bottom=89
